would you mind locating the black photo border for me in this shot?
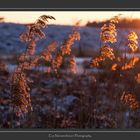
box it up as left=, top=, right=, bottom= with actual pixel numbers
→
left=0, top=0, right=140, bottom=139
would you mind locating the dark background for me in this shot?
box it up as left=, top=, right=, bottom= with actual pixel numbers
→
left=0, top=0, right=140, bottom=9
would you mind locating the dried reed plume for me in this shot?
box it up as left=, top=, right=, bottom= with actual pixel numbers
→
left=60, top=31, right=80, bottom=56
left=52, top=29, right=80, bottom=73
left=90, top=15, right=120, bottom=68
left=100, top=15, right=120, bottom=44
left=39, top=41, right=57, bottom=62
left=121, top=92, right=139, bottom=110
left=127, top=31, right=138, bottom=53
left=111, top=63, right=117, bottom=71
left=67, top=55, right=77, bottom=74
left=90, top=56, right=105, bottom=67
left=100, top=45, right=115, bottom=60
left=11, top=71, right=32, bottom=116
left=11, top=15, right=55, bottom=116
left=90, top=45, right=115, bottom=67
left=121, top=57, right=139, bottom=70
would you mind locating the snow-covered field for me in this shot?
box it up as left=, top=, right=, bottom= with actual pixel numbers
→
left=7, top=57, right=100, bottom=74
left=0, top=23, right=140, bottom=56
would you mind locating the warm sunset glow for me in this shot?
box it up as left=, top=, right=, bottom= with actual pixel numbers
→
left=0, top=11, right=140, bottom=25
left=1, top=10, right=140, bottom=129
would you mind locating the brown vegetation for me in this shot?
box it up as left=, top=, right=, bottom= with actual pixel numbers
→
left=1, top=15, right=140, bottom=128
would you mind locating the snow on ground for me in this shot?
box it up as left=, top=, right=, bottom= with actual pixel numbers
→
left=0, top=23, right=140, bottom=55
left=7, top=57, right=102, bottom=74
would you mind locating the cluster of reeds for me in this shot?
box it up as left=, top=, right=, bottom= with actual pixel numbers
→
left=108, top=31, right=139, bottom=71
left=2, top=14, right=140, bottom=128
left=121, top=57, right=139, bottom=70
left=10, top=15, right=80, bottom=118
left=90, top=15, right=120, bottom=67
left=89, top=15, right=140, bottom=128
